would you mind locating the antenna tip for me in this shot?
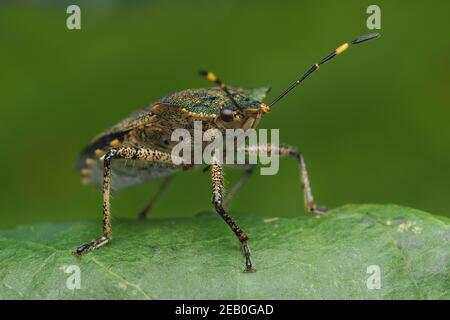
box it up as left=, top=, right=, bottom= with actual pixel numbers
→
left=351, top=33, right=380, bottom=45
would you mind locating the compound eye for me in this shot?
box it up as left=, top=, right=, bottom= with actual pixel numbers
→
left=219, top=108, right=234, bottom=122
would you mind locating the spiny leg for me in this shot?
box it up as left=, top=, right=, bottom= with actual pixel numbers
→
left=137, top=175, right=174, bottom=220
left=74, top=152, right=113, bottom=254
left=244, top=144, right=327, bottom=214
left=286, top=147, right=327, bottom=214
left=223, top=165, right=256, bottom=208
left=74, top=147, right=182, bottom=255
left=211, top=161, right=254, bottom=272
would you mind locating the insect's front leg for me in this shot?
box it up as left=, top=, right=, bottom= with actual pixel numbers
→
left=244, top=144, right=327, bottom=214
left=210, top=160, right=254, bottom=272
left=74, top=147, right=183, bottom=255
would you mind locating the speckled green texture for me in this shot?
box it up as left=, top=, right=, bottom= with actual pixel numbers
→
left=159, top=86, right=271, bottom=114
left=0, top=204, right=448, bottom=299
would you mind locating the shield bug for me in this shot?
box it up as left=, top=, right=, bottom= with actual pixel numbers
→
left=75, top=33, right=380, bottom=272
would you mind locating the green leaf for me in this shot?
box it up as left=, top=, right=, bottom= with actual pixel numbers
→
left=0, top=204, right=449, bottom=299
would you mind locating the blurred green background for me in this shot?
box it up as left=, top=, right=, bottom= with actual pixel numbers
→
left=0, top=0, right=449, bottom=227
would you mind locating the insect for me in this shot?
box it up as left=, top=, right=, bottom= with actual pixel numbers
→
left=75, top=33, right=380, bottom=272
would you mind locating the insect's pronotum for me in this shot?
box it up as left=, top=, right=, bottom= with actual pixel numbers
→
left=75, top=33, right=380, bottom=272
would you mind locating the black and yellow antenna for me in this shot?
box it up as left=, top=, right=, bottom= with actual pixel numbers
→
left=268, top=33, right=380, bottom=108
left=199, top=70, right=241, bottom=110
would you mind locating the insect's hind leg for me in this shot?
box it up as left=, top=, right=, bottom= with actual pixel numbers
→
left=137, top=175, right=174, bottom=220
left=210, top=161, right=254, bottom=272
left=222, top=165, right=256, bottom=208
left=74, top=147, right=183, bottom=255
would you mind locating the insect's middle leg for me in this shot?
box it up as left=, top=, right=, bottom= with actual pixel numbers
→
left=244, top=144, right=327, bottom=214
left=137, top=175, right=174, bottom=220
left=74, top=147, right=182, bottom=255
left=210, top=161, right=254, bottom=272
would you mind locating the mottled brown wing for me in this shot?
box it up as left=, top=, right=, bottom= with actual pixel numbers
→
left=77, top=102, right=202, bottom=191
left=77, top=106, right=157, bottom=170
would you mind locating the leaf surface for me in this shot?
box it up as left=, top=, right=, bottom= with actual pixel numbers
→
left=0, top=204, right=448, bottom=299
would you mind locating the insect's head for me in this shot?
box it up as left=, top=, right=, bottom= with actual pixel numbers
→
left=213, top=85, right=272, bottom=130
left=199, top=71, right=272, bottom=130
